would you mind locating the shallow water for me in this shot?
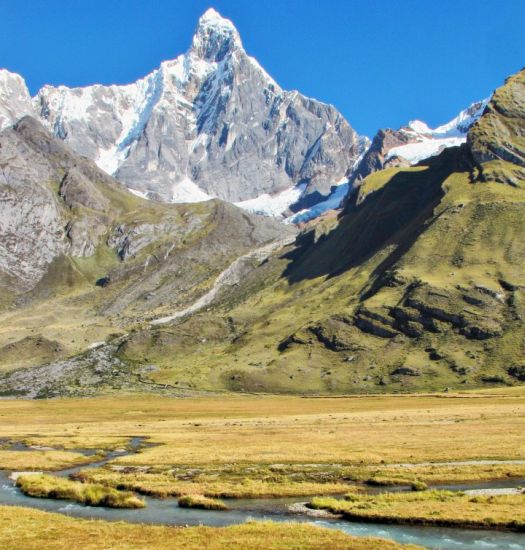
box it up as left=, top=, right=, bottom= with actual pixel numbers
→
left=0, top=439, right=524, bottom=550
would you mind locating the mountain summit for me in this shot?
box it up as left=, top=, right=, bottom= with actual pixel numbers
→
left=191, top=8, right=243, bottom=61
left=25, top=9, right=366, bottom=211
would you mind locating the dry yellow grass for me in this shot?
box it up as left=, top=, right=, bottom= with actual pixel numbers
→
left=310, top=491, right=525, bottom=530
left=0, top=391, right=522, bottom=546
left=75, top=468, right=354, bottom=499
left=359, top=463, right=525, bottom=485
left=0, top=506, right=420, bottom=550
left=0, top=390, right=524, bottom=497
left=178, top=494, right=228, bottom=510
left=0, top=450, right=92, bottom=471
left=0, top=390, right=524, bottom=466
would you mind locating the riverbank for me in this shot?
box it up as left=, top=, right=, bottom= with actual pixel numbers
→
left=309, top=490, right=525, bottom=531
left=0, top=506, right=419, bottom=550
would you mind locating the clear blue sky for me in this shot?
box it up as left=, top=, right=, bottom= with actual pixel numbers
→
left=1, top=0, right=523, bottom=136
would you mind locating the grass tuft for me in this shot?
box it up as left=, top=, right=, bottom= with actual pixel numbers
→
left=310, top=490, right=525, bottom=530
left=178, top=494, right=228, bottom=510
left=16, top=474, right=145, bottom=509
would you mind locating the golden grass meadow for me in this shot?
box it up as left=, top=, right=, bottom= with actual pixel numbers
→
left=0, top=388, right=522, bottom=549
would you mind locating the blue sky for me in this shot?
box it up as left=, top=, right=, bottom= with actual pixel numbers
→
left=1, top=0, right=523, bottom=136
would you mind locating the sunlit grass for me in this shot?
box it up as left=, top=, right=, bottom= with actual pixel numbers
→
left=0, top=450, right=93, bottom=471
left=0, top=391, right=524, bottom=499
left=310, top=490, right=525, bottom=530
left=75, top=467, right=354, bottom=499
left=178, top=494, right=228, bottom=510
left=0, top=506, right=421, bottom=549
left=16, top=474, right=145, bottom=509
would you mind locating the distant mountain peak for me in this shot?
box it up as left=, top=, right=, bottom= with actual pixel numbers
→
left=350, top=98, right=490, bottom=187
left=191, top=8, right=242, bottom=62
left=407, top=99, right=489, bottom=139
left=0, top=9, right=365, bottom=218
left=199, top=8, right=236, bottom=29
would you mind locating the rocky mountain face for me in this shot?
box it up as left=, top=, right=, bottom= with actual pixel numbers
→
left=0, top=118, right=69, bottom=291
left=26, top=9, right=366, bottom=211
left=350, top=99, right=488, bottom=187
left=0, top=115, right=136, bottom=292
left=0, top=116, right=294, bottom=376
left=468, top=69, right=525, bottom=186
left=0, top=69, right=33, bottom=130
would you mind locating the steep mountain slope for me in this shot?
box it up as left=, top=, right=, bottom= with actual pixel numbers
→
left=468, top=70, right=525, bottom=186
left=288, top=100, right=489, bottom=225
left=95, top=68, right=525, bottom=396
left=30, top=9, right=366, bottom=210
left=0, top=117, right=293, bottom=380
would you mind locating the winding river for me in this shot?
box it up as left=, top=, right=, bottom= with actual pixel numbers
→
left=0, top=438, right=523, bottom=550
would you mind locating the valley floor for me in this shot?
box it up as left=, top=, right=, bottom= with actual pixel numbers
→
left=0, top=388, right=523, bottom=548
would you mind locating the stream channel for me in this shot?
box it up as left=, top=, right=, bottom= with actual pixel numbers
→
left=0, top=437, right=523, bottom=550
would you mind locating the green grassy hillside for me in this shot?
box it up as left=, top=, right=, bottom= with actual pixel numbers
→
left=1, top=69, right=525, bottom=396
left=0, top=118, right=292, bottom=377
left=117, top=69, right=525, bottom=395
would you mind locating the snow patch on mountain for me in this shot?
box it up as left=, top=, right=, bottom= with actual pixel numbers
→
left=287, top=179, right=350, bottom=224
left=235, top=184, right=307, bottom=217
left=387, top=136, right=466, bottom=164
left=128, top=188, right=151, bottom=200
left=171, top=177, right=213, bottom=203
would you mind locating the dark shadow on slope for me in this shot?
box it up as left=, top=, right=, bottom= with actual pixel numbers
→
left=289, top=186, right=335, bottom=213
left=281, top=146, right=472, bottom=290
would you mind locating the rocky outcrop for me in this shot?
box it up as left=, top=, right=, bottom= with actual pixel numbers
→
left=353, top=284, right=506, bottom=342
left=0, top=69, right=34, bottom=130
left=350, top=129, right=413, bottom=186
left=390, top=366, right=421, bottom=376
left=0, top=115, right=133, bottom=287
left=0, top=340, right=189, bottom=398
left=0, top=120, right=69, bottom=291
left=0, top=116, right=294, bottom=303
left=468, top=68, right=525, bottom=185
left=59, top=169, right=110, bottom=211
left=508, top=365, right=525, bottom=381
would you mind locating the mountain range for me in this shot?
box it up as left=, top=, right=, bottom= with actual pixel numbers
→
left=0, top=8, right=524, bottom=398
left=1, top=9, right=486, bottom=222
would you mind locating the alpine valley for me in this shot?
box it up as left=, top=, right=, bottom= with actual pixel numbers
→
left=0, top=8, right=524, bottom=399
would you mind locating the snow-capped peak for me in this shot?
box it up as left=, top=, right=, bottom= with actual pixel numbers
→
left=199, top=8, right=236, bottom=29
left=191, top=8, right=242, bottom=62
left=386, top=98, right=490, bottom=165
left=408, top=99, right=489, bottom=139
left=407, top=120, right=432, bottom=135
left=0, top=68, right=25, bottom=86
left=13, top=8, right=366, bottom=221
left=431, top=98, right=489, bottom=137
